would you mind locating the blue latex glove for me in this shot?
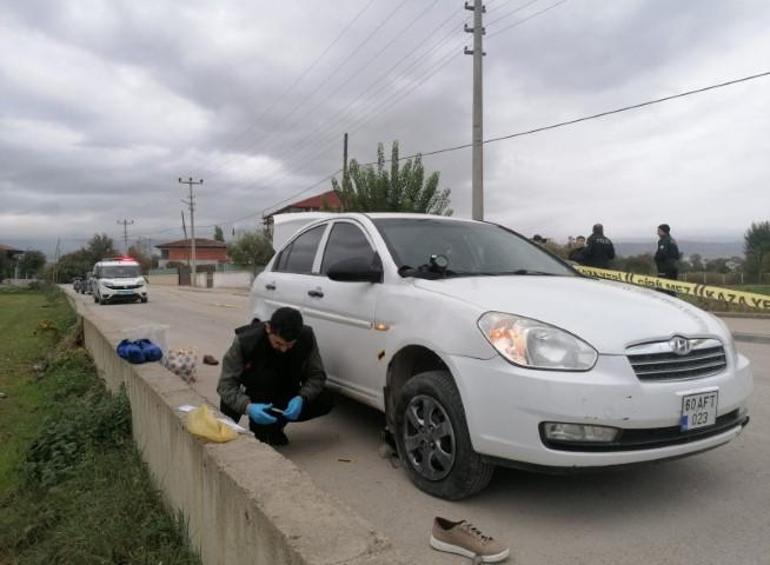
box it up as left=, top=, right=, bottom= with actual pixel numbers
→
left=247, top=403, right=277, bottom=426
left=284, top=395, right=304, bottom=421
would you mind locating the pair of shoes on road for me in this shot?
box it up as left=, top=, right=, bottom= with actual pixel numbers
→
left=430, top=517, right=510, bottom=563
left=253, top=428, right=289, bottom=447
left=117, top=339, right=163, bottom=364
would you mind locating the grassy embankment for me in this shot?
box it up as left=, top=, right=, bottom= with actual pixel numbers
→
left=0, top=286, right=200, bottom=564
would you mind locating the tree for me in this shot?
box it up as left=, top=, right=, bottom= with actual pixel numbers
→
left=17, top=250, right=46, bottom=278
left=331, top=141, right=452, bottom=215
left=214, top=225, right=225, bottom=242
left=688, top=253, right=704, bottom=272
left=127, top=245, right=153, bottom=273
left=87, top=233, right=118, bottom=263
left=614, top=253, right=655, bottom=275
left=228, top=231, right=274, bottom=274
left=744, top=221, right=770, bottom=283
left=0, top=253, right=10, bottom=281
left=52, top=249, right=92, bottom=283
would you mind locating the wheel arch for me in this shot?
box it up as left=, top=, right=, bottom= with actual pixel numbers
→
left=385, top=345, right=453, bottom=428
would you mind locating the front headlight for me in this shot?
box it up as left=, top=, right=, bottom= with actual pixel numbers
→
left=477, top=312, right=598, bottom=371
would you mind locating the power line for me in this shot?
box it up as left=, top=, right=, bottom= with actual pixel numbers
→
left=203, top=3, right=466, bottom=189
left=356, top=69, right=770, bottom=166
left=208, top=0, right=412, bottom=181
left=203, top=0, right=378, bottom=177
left=487, top=0, right=568, bottom=37
left=486, top=0, right=542, bottom=26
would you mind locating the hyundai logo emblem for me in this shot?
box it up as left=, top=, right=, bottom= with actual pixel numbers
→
left=670, top=336, right=691, bottom=356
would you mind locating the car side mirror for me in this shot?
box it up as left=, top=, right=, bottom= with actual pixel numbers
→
left=327, top=256, right=383, bottom=283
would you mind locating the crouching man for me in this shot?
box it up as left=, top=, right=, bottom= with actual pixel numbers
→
left=217, top=307, right=334, bottom=446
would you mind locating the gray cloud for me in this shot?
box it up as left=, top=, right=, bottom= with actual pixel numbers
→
left=1, top=0, right=769, bottom=254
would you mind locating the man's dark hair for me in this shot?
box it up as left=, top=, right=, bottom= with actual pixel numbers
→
left=576, top=235, right=586, bottom=241
left=269, top=307, right=303, bottom=341
left=592, top=223, right=604, bottom=236
left=658, top=223, right=671, bottom=234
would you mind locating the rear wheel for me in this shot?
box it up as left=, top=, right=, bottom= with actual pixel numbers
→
left=393, top=370, right=494, bottom=500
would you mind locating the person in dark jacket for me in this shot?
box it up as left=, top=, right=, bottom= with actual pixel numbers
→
left=217, top=307, right=334, bottom=446
left=654, top=223, right=681, bottom=280
left=568, top=235, right=587, bottom=263
left=581, top=224, right=615, bottom=269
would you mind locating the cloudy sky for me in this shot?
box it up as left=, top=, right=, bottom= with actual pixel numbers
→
left=1, top=0, right=769, bottom=256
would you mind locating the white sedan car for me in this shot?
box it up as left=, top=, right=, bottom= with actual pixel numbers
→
left=250, top=213, right=752, bottom=499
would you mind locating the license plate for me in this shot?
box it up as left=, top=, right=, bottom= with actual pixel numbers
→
left=118, top=289, right=134, bottom=294
left=680, top=391, right=718, bottom=431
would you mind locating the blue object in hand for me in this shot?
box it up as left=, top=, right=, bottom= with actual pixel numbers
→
left=247, top=403, right=277, bottom=425
left=284, top=395, right=304, bottom=421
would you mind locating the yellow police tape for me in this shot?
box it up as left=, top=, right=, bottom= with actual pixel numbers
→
left=575, top=266, right=770, bottom=311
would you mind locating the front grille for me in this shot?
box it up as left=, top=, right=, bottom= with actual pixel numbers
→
left=626, top=337, right=727, bottom=381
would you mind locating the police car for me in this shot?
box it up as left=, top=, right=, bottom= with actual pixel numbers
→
left=91, top=257, right=148, bottom=304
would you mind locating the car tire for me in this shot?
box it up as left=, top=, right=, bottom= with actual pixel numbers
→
left=140, top=297, right=148, bottom=303
left=393, top=370, right=494, bottom=500
left=93, top=294, right=98, bottom=303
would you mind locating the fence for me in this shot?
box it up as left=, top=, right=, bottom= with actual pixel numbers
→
left=681, top=272, right=769, bottom=286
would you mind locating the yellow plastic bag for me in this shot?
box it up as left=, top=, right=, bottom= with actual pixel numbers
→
left=185, top=405, right=238, bottom=443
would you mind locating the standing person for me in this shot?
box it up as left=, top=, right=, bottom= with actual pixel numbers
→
left=568, top=235, right=587, bottom=263
left=654, top=223, right=681, bottom=282
left=217, top=307, right=334, bottom=446
left=582, top=224, right=615, bottom=269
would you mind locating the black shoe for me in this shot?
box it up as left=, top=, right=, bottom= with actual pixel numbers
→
left=269, top=430, right=289, bottom=446
left=253, top=429, right=289, bottom=446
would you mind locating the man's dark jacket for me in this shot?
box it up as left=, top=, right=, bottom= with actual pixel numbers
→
left=582, top=235, right=616, bottom=269
left=655, top=235, right=681, bottom=276
left=217, top=321, right=326, bottom=415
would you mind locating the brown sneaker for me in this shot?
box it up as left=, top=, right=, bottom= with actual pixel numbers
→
left=430, top=517, right=510, bottom=563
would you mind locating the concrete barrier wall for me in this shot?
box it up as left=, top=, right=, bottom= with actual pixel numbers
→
left=213, top=271, right=253, bottom=289
left=70, top=294, right=406, bottom=565
left=148, top=273, right=179, bottom=286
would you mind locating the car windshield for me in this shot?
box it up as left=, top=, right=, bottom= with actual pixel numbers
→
left=373, top=218, right=575, bottom=278
left=101, top=265, right=140, bottom=278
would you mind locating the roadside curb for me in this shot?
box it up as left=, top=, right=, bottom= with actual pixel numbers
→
left=63, top=288, right=409, bottom=565
left=732, top=332, right=770, bottom=345
left=715, top=312, right=770, bottom=320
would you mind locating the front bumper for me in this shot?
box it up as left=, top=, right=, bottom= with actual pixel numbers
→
left=446, top=351, right=753, bottom=468
left=100, top=287, right=147, bottom=301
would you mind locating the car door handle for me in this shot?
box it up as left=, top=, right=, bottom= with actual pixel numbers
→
left=308, top=289, right=324, bottom=298
left=265, top=283, right=276, bottom=291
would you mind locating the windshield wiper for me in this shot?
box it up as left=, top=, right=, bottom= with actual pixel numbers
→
left=446, top=269, right=561, bottom=277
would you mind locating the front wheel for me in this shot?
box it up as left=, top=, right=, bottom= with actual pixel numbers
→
left=393, top=370, right=494, bottom=500
left=140, top=297, right=148, bottom=303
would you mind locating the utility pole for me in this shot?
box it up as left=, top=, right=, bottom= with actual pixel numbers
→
left=343, top=132, right=349, bottom=187
left=53, top=238, right=61, bottom=283
left=181, top=210, right=190, bottom=269
left=178, top=177, right=203, bottom=286
left=117, top=219, right=134, bottom=254
left=464, top=0, right=485, bottom=221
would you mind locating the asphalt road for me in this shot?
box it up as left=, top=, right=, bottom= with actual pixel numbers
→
left=69, top=286, right=770, bottom=564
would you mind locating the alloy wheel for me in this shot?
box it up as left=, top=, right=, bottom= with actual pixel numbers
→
left=402, top=394, right=456, bottom=481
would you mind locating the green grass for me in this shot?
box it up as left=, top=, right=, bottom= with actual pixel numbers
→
left=0, top=288, right=200, bottom=565
left=0, top=287, right=73, bottom=492
left=736, top=285, right=770, bottom=296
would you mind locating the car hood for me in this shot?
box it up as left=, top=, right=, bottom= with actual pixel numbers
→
left=413, top=275, right=726, bottom=354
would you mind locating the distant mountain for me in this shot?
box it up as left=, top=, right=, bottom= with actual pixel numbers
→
left=615, top=240, right=743, bottom=259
